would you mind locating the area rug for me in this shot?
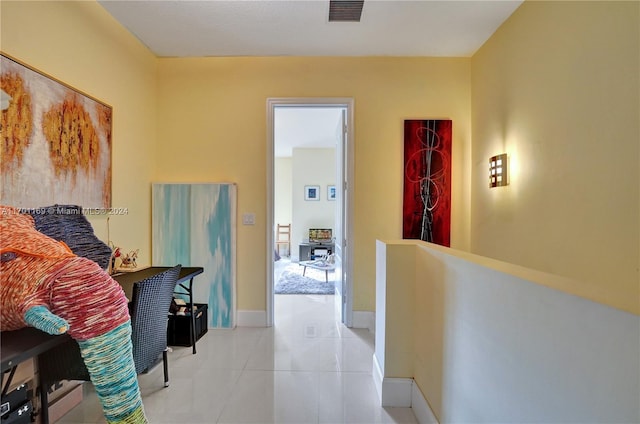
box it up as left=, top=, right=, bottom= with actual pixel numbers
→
left=275, top=265, right=335, bottom=295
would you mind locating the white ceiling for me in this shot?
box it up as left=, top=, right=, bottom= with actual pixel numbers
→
left=98, top=0, right=523, bottom=58
left=274, top=107, right=344, bottom=157
left=97, top=0, right=523, bottom=156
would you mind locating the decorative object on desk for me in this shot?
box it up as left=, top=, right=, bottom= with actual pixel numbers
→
left=120, top=249, right=139, bottom=269
left=153, top=183, right=237, bottom=328
left=328, top=185, right=336, bottom=201
left=0, top=54, right=112, bottom=209
left=0, top=206, right=148, bottom=424
left=304, top=185, right=320, bottom=201
left=403, top=119, right=452, bottom=247
left=274, top=263, right=335, bottom=295
left=109, top=245, right=122, bottom=274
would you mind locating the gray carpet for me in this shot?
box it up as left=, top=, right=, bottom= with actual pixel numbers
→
left=275, top=266, right=335, bottom=295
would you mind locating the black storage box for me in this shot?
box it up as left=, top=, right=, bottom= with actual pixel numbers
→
left=167, top=303, right=208, bottom=347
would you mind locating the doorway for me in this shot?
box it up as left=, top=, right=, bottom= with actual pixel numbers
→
left=266, top=98, right=354, bottom=328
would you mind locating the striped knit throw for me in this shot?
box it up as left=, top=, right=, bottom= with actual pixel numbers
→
left=0, top=206, right=148, bottom=424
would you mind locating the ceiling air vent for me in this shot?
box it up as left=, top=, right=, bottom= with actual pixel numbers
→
left=329, top=0, right=364, bottom=22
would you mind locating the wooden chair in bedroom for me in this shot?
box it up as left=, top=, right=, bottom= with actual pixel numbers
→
left=275, top=224, right=291, bottom=257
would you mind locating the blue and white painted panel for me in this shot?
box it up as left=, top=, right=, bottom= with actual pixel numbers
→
left=152, top=183, right=237, bottom=328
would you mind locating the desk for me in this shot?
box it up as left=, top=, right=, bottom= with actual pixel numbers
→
left=1, top=327, right=72, bottom=424
left=298, top=242, right=334, bottom=261
left=112, top=266, right=204, bottom=354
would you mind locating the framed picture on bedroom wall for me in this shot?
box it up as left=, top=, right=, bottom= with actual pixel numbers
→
left=327, top=185, right=336, bottom=201
left=304, top=185, right=320, bottom=201
left=0, top=53, right=113, bottom=209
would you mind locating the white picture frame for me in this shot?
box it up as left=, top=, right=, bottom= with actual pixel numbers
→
left=304, top=185, right=320, bottom=201
left=328, top=185, right=336, bottom=201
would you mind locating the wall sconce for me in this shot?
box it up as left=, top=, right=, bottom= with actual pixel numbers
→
left=489, top=153, right=508, bottom=188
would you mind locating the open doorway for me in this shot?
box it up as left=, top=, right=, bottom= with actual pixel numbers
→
left=266, top=98, right=354, bottom=328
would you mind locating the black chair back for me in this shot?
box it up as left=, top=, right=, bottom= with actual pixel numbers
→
left=130, top=265, right=181, bottom=374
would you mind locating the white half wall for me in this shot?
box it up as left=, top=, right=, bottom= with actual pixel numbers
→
left=376, top=240, right=640, bottom=423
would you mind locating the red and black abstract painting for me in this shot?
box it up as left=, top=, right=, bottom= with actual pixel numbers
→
left=403, top=119, right=452, bottom=247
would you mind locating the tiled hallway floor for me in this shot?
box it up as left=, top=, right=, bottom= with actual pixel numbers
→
left=58, top=293, right=417, bottom=423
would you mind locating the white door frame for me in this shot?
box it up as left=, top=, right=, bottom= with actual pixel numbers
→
left=266, top=97, right=354, bottom=327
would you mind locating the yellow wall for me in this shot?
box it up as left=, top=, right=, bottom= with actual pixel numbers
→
left=155, top=57, right=471, bottom=312
left=1, top=2, right=471, bottom=315
left=3, top=0, right=637, bottom=318
left=0, top=1, right=640, bottom=318
left=1, top=1, right=157, bottom=265
left=471, top=1, right=640, bottom=300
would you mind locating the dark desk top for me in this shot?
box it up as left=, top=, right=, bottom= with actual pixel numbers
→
left=1, top=327, right=71, bottom=373
left=112, top=266, right=203, bottom=300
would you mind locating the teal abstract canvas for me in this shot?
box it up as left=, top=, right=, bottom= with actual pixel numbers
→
left=152, top=183, right=237, bottom=328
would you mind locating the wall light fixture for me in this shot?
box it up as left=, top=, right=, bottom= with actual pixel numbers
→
left=489, top=153, right=508, bottom=188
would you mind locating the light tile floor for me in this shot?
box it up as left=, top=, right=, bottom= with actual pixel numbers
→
left=58, top=269, right=417, bottom=423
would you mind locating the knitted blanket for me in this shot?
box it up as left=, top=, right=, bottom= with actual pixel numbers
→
left=0, top=205, right=147, bottom=423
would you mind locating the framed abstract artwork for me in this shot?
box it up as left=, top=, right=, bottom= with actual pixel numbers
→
left=403, top=119, right=452, bottom=247
left=0, top=53, right=112, bottom=208
left=305, top=185, right=320, bottom=201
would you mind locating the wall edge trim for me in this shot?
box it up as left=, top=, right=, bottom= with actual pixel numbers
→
left=236, top=310, right=267, bottom=327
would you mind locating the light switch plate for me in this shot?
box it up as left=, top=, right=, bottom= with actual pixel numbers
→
left=242, top=213, right=256, bottom=225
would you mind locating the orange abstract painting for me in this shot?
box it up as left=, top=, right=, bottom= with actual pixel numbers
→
left=0, top=54, right=112, bottom=208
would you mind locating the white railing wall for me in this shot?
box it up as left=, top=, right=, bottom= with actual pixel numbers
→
left=375, top=240, right=640, bottom=423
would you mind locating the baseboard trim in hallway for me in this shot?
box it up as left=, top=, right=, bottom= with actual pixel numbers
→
left=352, top=310, right=375, bottom=333
left=411, top=383, right=439, bottom=424
left=236, top=309, right=375, bottom=330
left=236, top=309, right=267, bottom=327
left=373, top=354, right=439, bottom=424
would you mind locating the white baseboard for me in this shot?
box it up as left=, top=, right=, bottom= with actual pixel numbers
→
left=236, top=310, right=267, bottom=327
left=352, top=310, right=375, bottom=333
left=374, top=355, right=439, bottom=423
left=237, top=310, right=372, bottom=329
left=411, top=383, right=439, bottom=424
left=372, top=355, right=412, bottom=407
left=382, top=377, right=413, bottom=407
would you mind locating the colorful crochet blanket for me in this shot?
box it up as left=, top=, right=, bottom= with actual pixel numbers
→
left=0, top=206, right=147, bottom=423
